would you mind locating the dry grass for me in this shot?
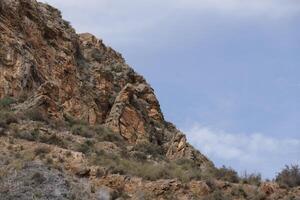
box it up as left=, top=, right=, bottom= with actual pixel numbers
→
left=88, top=150, right=204, bottom=182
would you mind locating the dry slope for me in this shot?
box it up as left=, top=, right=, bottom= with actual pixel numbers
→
left=0, top=0, right=299, bottom=199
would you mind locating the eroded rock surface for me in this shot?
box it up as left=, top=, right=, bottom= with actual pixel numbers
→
left=0, top=0, right=212, bottom=167
left=2, top=1, right=298, bottom=200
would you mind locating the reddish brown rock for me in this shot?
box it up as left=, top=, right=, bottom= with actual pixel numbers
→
left=260, top=182, right=280, bottom=195
left=188, top=180, right=211, bottom=196
left=0, top=0, right=213, bottom=170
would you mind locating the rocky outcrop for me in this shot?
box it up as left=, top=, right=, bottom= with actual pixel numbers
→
left=1, top=1, right=299, bottom=199
left=0, top=0, right=213, bottom=168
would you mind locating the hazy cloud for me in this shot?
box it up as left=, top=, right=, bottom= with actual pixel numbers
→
left=42, top=0, right=300, bottom=18
left=184, top=124, right=300, bottom=178
left=175, top=0, right=300, bottom=18
left=41, top=0, right=300, bottom=46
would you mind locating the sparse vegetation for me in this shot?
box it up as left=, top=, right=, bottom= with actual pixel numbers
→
left=25, top=108, right=49, bottom=123
left=250, top=190, right=267, bottom=200
left=240, top=171, right=262, bottom=186
left=94, top=125, right=124, bottom=143
left=34, top=146, right=51, bottom=157
left=231, top=186, right=247, bottom=198
left=0, top=110, right=18, bottom=128
left=64, top=114, right=87, bottom=127
left=276, top=165, right=300, bottom=188
left=0, top=96, right=15, bottom=109
left=133, top=142, right=164, bottom=159
left=76, top=140, right=94, bottom=154
left=13, top=130, right=39, bottom=141
left=214, top=166, right=239, bottom=183
left=46, top=134, right=67, bottom=148
left=88, top=150, right=204, bottom=182
left=206, top=190, right=230, bottom=200
left=31, top=172, right=46, bottom=184
left=71, top=124, right=95, bottom=138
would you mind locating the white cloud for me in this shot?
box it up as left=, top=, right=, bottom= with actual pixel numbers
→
left=175, top=0, right=300, bottom=18
left=40, top=0, right=300, bottom=48
left=184, top=124, right=300, bottom=178
left=42, top=0, right=300, bottom=19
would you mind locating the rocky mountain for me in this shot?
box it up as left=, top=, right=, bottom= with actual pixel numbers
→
left=0, top=0, right=299, bottom=199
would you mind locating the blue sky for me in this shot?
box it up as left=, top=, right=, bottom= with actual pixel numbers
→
left=42, top=0, right=300, bottom=179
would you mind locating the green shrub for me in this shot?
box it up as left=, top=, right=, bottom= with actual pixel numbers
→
left=13, top=130, right=39, bottom=141
left=133, top=142, right=164, bottom=159
left=215, top=166, right=240, bottom=183
left=25, top=108, right=49, bottom=123
left=76, top=140, right=94, bottom=154
left=47, top=134, right=67, bottom=148
left=0, top=97, right=15, bottom=109
left=71, top=124, right=95, bottom=138
left=64, top=114, right=87, bottom=127
left=94, top=125, right=123, bottom=143
left=172, top=158, right=203, bottom=182
left=276, top=165, right=300, bottom=188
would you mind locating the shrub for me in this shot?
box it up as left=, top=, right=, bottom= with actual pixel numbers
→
left=131, top=151, right=147, bottom=161
left=172, top=158, right=203, bottom=182
left=94, top=125, right=123, bottom=143
left=276, top=165, right=300, bottom=188
left=64, top=114, right=87, bottom=127
left=76, top=140, right=94, bottom=154
left=241, top=172, right=261, bottom=186
left=250, top=190, right=267, bottom=200
left=206, top=190, right=230, bottom=200
left=13, top=131, right=39, bottom=141
left=17, top=92, right=29, bottom=103
left=133, top=142, right=164, bottom=159
left=47, top=134, right=67, bottom=148
left=0, top=97, right=15, bottom=109
left=31, top=172, right=46, bottom=184
left=0, top=111, right=18, bottom=128
left=71, top=124, right=95, bottom=138
left=25, top=108, right=49, bottom=123
left=215, top=166, right=239, bottom=183
left=34, top=146, right=50, bottom=157
left=65, top=151, right=72, bottom=157
left=0, top=127, right=5, bottom=136
left=231, top=186, right=247, bottom=198
left=46, top=157, right=54, bottom=165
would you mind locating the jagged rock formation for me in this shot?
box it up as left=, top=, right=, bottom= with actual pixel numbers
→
left=0, top=1, right=299, bottom=200
left=0, top=0, right=211, bottom=167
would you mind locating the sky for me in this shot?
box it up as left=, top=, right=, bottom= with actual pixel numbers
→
left=41, top=0, right=300, bottom=179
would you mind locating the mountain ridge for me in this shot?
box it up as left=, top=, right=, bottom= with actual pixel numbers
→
left=0, top=0, right=299, bottom=199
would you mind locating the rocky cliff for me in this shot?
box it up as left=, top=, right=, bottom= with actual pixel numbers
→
left=0, top=0, right=299, bottom=199
left=0, top=0, right=211, bottom=166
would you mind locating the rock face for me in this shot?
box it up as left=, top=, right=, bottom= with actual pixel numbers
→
left=0, top=0, right=211, bottom=168
left=1, top=1, right=299, bottom=200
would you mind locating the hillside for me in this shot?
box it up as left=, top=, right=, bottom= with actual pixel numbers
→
left=0, top=0, right=299, bottom=199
